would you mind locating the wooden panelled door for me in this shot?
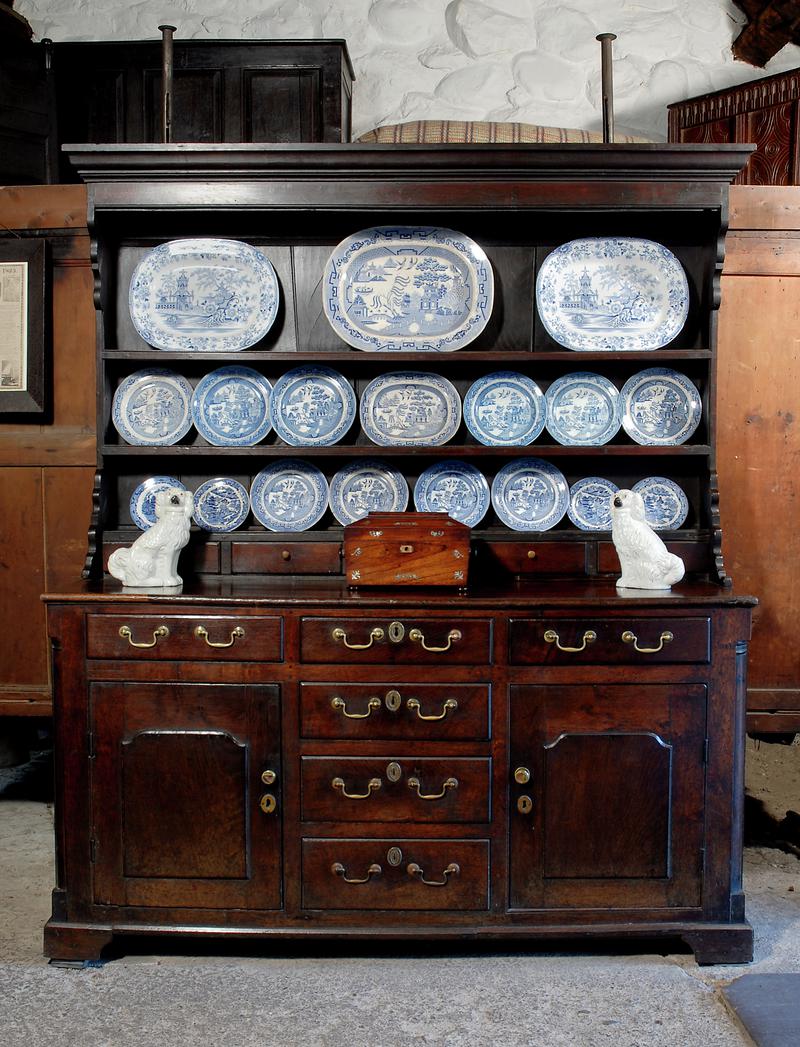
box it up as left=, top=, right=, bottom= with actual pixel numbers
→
left=90, top=683, right=282, bottom=910
left=509, top=684, right=707, bottom=910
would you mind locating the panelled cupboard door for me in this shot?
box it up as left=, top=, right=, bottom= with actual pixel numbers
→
left=90, top=682, right=282, bottom=910
left=509, top=684, right=706, bottom=911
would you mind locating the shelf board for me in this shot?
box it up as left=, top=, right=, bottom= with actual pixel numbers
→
left=101, top=443, right=712, bottom=457
left=102, top=349, right=714, bottom=364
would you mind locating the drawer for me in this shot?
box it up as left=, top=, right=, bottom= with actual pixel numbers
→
left=86, top=614, right=283, bottom=661
left=301, top=838, right=490, bottom=910
left=509, top=617, right=710, bottom=665
left=300, top=616, right=491, bottom=664
left=300, top=756, right=490, bottom=822
left=231, top=541, right=341, bottom=575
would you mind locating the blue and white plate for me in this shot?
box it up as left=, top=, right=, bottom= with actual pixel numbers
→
left=536, top=237, right=689, bottom=352
left=323, top=226, right=493, bottom=352
left=545, top=372, right=621, bottom=446
left=191, top=366, right=273, bottom=446
left=620, top=368, right=702, bottom=445
left=463, top=372, right=545, bottom=446
left=491, top=458, right=569, bottom=531
left=568, top=477, right=619, bottom=531
left=360, top=371, right=461, bottom=446
left=129, top=476, right=186, bottom=530
left=250, top=460, right=328, bottom=532
left=129, top=238, right=280, bottom=352
left=414, top=461, right=490, bottom=528
left=111, top=369, right=194, bottom=446
left=192, top=477, right=250, bottom=532
left=329, top=460, right=409, bottom=525
left=632, top=477, right=689, bottom=530
left=270, top=366, right=356, bottom=446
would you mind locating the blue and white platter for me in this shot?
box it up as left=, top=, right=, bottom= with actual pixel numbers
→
left=620, top=367, right=702, bottom=445
left=536, top=237, right=689, bottom=352
left=414, top=460, right=490, bottom=528
left=270, top=366, right=356, bottom=446
left=360, top=371, right=461, bottom=446
left=491, top=458, right=569, bottom=531
left=323, top=226, right=493, bottom=352
left=129, top=238, right=280, bottom=352
left=250, top=460, right=329, bottom=532
left=191, top=366, right=273, bottom=446
left=632, top=477, right=689, bottom=530
left=463, top=371, right=545, bottom=446
left=111, top=369, right=194, bottom=446
left=545, top=371, right=621, bottom=446
left=329, top=460, right=409, bottom=525
left=192, top=477, right=250, bottom=532
left=567, top=477, right=619, bottom=531
left=129, top=476, right=186, bottom=530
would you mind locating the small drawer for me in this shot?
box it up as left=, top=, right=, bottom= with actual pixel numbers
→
left=473, top=540, right=587, bottom=577
left=87, top=614, right=283, bottom=661
left=300, top=682, right=491, bottom=740
left=231, top=541, right=341, bottom=575
left=301, top=756, right=490, bottom=823
left=302, top=838, right=490, bottom=910
left=509, top=617, right=710, bottom=665
left=300, top=617, right=491, bottom=664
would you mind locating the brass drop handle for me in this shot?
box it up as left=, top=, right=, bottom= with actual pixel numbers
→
left=259, top=793, right=277, bottom=815
left=407, top=861, right=460, bottom=886
left=331, top=626, right=385, bottom=650
left=331, top=862, right=382, bottom=884
left=622, top=629, right=674, bottom=654
left=408, top=627, right=462, bottom=653
left=331, top=695, right=381, bottom=720
left=332, top=776, right=382, bottom=800
left=406, top=697, right=458, bottom=722
left=118, top=624, right=169, bottom=648
left=543, top=628, right=596, bottom=653
left=194, top=624, right=245, bottom=648
left=407, top=775, right=458, bottom=801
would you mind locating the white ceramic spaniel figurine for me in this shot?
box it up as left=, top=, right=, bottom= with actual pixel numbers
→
left=108, top=487, right=193, bottom=588
left=610, top=488, right=685, bottom=591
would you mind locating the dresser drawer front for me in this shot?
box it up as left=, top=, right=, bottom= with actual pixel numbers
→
left=300, top=617, right=491, bottom=664
left=302, top=838, right=490, bottom=910
left=509, top=617, right=710, bottom=665
left=301, top=756, right=490, bottom=823
left=300, top=682, right=491, bottom=740
left=87, top=614, right=283, bottom=661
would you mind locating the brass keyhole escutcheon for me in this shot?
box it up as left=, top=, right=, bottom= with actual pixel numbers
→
left=514, top=767, right=531, bottom=785
left=386, top=761, right=402, bottom=783
left=387, top=846, right=403, bottom=867
left=260, top=793, right=277, bottom=815
left=517, top=795, right=533, bottom=815
left=385, top=689, right=402, bottom=712
left=388, top=621, right=405, bottom=644
left=261, top=769, right=276, bottom=785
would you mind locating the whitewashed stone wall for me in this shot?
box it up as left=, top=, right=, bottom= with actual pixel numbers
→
left=15, top=0, right=800, bottom=141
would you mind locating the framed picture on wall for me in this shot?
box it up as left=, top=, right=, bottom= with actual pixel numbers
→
left=0, top=239, right=47, bottom=416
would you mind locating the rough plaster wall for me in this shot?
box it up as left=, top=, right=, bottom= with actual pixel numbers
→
left=14, top=0, right=800, bottom=141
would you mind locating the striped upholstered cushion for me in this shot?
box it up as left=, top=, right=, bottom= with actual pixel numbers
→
left=356, top=120, right=650, bottom=145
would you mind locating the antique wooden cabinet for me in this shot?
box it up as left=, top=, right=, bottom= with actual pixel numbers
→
left=44, top=143, right=756, bottom=964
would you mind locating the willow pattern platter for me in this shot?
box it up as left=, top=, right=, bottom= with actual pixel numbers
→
left=491, top=458, right=569, bottom=531
left=192, top=477, right=250, bottom=532
left=567, top=477, right=619, bottom=531
left=191, top=366, right=273, bottom=446
left=545, top=372, right=621, bottom=446
left=360, top=371, right=461, bottom=446
left=463, top=371, right=545, bottom=446
left=111, top=369, right=194, bottom=446
left=329, top=460, right=409, bottom=526
left=414, top=460, right=490, bottom=528
left=129, top=476, right=186, bottom=530
left=632, top=477, right=689, bottom=530
left=620, top=367, right=702, bottom=446
left=270, top=366, right=356, bottom=447
left=250, top=460, right=328, bottom=532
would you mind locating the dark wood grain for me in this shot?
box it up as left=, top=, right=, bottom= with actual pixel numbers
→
left=508, top=616, right=711, bottom=665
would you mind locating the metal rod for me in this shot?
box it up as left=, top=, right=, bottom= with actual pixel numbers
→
left=158, top=24, right=177, bottom=144
left=596, top=32, right=617, bottom=144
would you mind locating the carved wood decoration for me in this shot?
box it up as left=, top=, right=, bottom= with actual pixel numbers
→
left=732, top=0, right=800, bottom=67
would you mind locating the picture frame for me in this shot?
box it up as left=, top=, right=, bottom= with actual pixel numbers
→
left=0, top=238, right=47, bottom=415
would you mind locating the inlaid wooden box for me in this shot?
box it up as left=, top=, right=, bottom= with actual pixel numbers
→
left=343, top=513, right=470, bottom=587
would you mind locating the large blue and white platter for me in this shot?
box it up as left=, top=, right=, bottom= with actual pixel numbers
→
left=545, top=371, right=621, bottom=446
left=129, top=238, right=280, bottom=352
left=414, top=460, right=490, bottom=528
left=323, top=226, right=493, bottom=352
left=192, top=477, right=250, bottom=532
left=270, top=366, right=356, bottom=446
left=111, top=369, right=194, bottom=446
left=536, top=237, right=689, bottom=352
left=360, top=371, right=461, bottom=446
left=567, top=476, right=619, bottom=531
left=491, top=458, right=569, bottom=531
left=329, top=460, right=409, bottom=526
left=620, top=367, right=702, bottom=445
left=191, top=366, right=273, bottom=446
left=463, top=371, right=545, bottom=446
left=250, top=460, right=328, bottom=532
left=129, top=476, right=186, bottom=530
left=632, top=477, right=689, bottom=530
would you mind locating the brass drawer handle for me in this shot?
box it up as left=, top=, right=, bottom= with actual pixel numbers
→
left=332, top=776, right=382, bottom=800
left=543, top=628, right=596, bottom=653
left=118, top=624, right=169, bottom=649
left=331, top=695, right=381, bottom=720
left=332, top=861, right=382, bottom=884
left=622, top=629, right=674, bottom=654
left=408, top=627, right=462, bottom=653
left=406, top=697, right=458, bottom=722
left=407, top=775, right=458, bottom=801
left=194, top=624, right=245, bottom=648
left=407, top=861, right=460, bottom=886
left=331, top=626, right=385, bottom=650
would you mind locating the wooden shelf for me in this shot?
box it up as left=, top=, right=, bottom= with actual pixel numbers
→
left=101, top=443, right=713, bottom=457
left=103, top=349, right=714, bottom=364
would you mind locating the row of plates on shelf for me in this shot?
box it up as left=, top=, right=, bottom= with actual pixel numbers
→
left=130, top=464, right=689, bottom=534
left=128, top=231, right=690, bottom=354
left=111, top=366, right=702, bottom=448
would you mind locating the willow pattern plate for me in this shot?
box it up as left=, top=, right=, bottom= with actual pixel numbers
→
left=191, top=366, right=273, bottom=446
left=414, top=460, right=490, bottom=528
left=632, top=477, right=689, bottom=530
left=250, top=460, right=329, bottom=532
left=129, top=476, right=186, bottom=530
left=111, top=369, right=194, bottom=446
left=545, top=372, right=621, bottom=446
left=192, top=477, right=250, bottom=532
left=270, top=366, right=356, bottom=447
left=329, top=460, right=409, bottom=525
left=620, top=368, right=702, bottom=446
left=491, top=458, right=569, bottom=531
left=463, top=372, right=545, bottom=446
left=360, top=371, right=461, bottom=446
left=567, top=477, right=619, bottom=531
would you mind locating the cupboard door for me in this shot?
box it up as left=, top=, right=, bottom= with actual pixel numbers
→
left=509, top=684, right=706, bottom=911
left=90, top=682, right=282, bottom=910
